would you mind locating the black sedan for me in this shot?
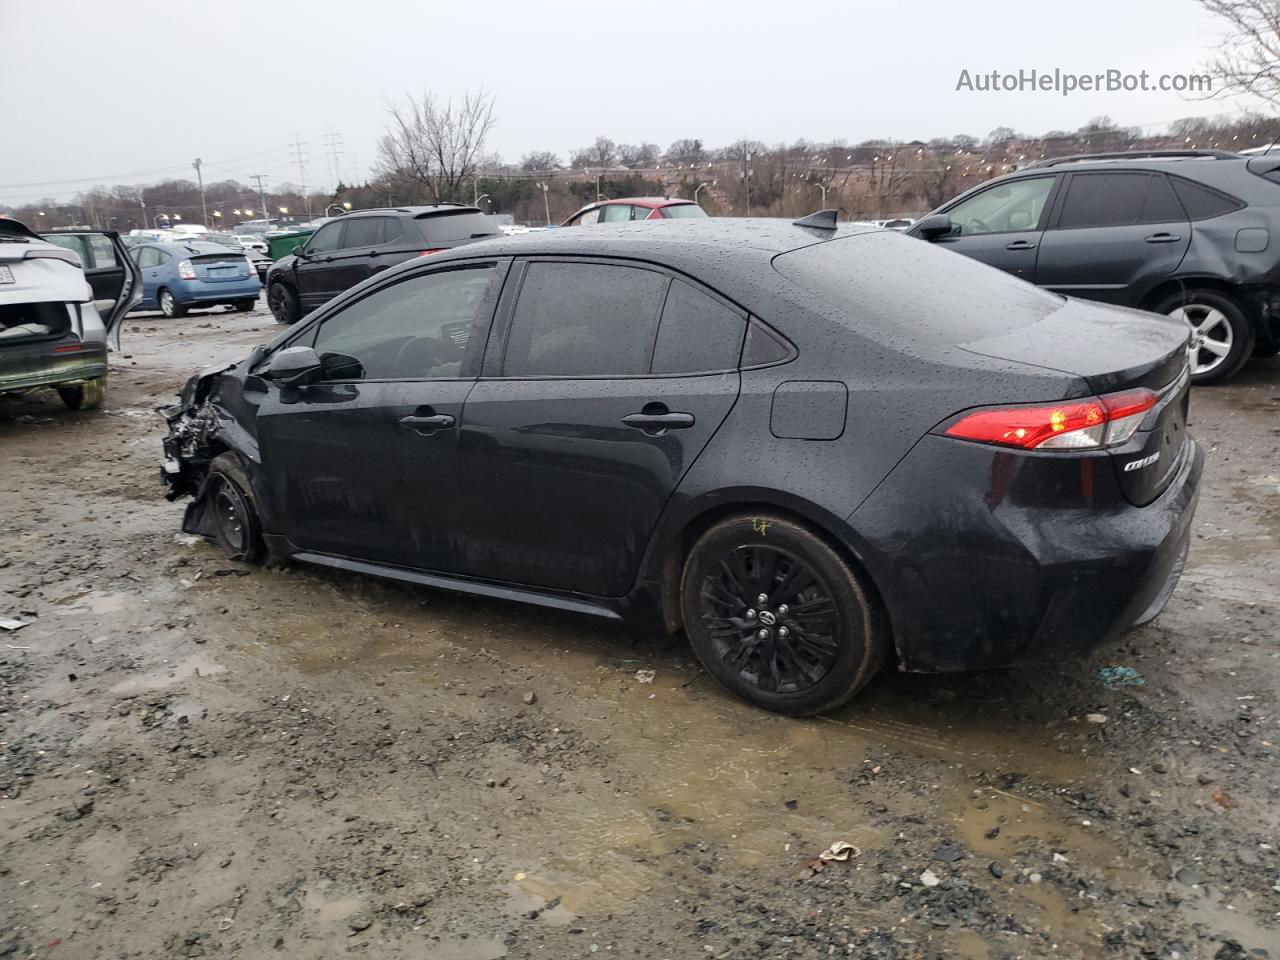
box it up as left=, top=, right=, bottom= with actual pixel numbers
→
left=161, top=217, right=1201, bottom=715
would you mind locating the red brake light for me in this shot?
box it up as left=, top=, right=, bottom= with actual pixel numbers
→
left=943, top=388, right=1158, bottom=450
left=418, top=248, right=445, bottom=257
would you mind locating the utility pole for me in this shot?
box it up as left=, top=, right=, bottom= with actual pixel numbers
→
left=290, top=135, right=311, bottom=219
left=250, top=175, right=269, bottom=221
left=536, top=182, right=551, bottom=225
left=192, top=158, right=208, bottom=225
left=323, top=129, right=344, bottom=191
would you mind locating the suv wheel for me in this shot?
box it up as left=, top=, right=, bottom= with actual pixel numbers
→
left=268, top=282, right=300, bottom=324
left=158, top=288, right=188, bottom=319
left=680, top=513, right=888, bottom=715
left=57, top=377, right=105, bottom=410
left=1156, top=289, right=1255, bottom=384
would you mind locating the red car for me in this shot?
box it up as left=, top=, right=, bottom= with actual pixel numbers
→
left=561, top=197, right=708, bottom=226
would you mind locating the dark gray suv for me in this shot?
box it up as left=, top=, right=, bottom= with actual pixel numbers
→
left=909, top=149, right=1280, bottom=383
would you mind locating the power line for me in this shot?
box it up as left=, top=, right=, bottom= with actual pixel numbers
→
left=290, top=135, right=311, bottom=218
left=324, top=129, right=345, bottom=190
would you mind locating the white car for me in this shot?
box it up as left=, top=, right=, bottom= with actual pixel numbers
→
left=236, top=235, right=268, bottom=254
left=1, top=220, right=140, bottom=409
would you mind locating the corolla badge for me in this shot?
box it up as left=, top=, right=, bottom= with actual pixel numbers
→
left=1124, top=452, right=1161, bottom=472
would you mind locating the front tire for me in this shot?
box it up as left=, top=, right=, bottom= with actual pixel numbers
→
left=57, top=377, right=104, bottom=410
left=158, top=288, right=188, bottom=319
left=1156, top=289, right=1255, bottom=384
left=205, top=453, right=265, bottom=564
left=680, top=513, right=888, bottom=715
left=268, top=282, right=300, bottom=325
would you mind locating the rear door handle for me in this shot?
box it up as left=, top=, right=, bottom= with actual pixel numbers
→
left=622, top=410, right=695, bottom=436
left=1144, top=233, right=1182, bottom=243
left=1005, top=240, right=1037, bottom=250
left=399, top=413, right=454, bottom=435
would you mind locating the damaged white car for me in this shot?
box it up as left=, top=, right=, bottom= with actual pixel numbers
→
left=0, top=218, right=140, bottom=409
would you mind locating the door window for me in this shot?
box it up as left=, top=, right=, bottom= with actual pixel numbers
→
left=944, top=177, right=1054, bottom=235
left=1056, top=173, right=1151, bottom=228
left=305, top=222, right=343, bottom=254
left=381, top=218, right=404, bottom=244
left=85, top=235, right=119, bottom=269
left=631, top=206, right=654, bottom=220
left=570, top=207, right=602, bottom=226
left=1142, top=175, right=1186, bottom=222
left=342, top=217, right=381, bottom=248
left=651, top=279, right=746, bottom=374
left=601, top=204, right=632, bottom=222
left=502, top=261, right=667, bottom=377
left=42, top=235, right=86, bottom=261
left=307, top=264, right=499, bottom=380
left=137, top=246, right=165, bottom=268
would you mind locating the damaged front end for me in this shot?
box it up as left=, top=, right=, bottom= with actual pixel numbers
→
left=160, top=350, right=265, bottom=531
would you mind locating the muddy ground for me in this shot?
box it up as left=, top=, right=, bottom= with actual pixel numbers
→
left=1, top=299, right=1278, bottom=960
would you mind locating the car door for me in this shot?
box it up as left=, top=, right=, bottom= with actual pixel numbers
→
left=294, top=220, right=346, bottom=311
left=41, top=231, right=142, bottom=345
left=1033, top=172, right=1191, bottom=305
left=919, top=175, right=1058, bottom=280
left=252, top=258, right=507, bottom=568
left=455, top=258, right=745, bottom=597
left=135, top=246, right=165, bottom=307
left=325, top=216, right=382, bottom=293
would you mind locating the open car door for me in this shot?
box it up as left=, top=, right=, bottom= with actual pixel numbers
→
left=39, top=230, right=141, bottom=350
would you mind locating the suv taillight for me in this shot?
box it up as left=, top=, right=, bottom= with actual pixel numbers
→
left=177, top=259, right=196, bottom=280
left=941, top=387, right=1159, bottom=450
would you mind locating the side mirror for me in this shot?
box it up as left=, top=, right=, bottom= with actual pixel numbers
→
left=914, top=214, right=953, bottom=240
left=263, top=345, right=322, bottom=386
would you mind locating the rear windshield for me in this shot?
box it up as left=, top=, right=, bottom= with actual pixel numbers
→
left=772, top=231, right=1062, bottom=345
left=416, top=211, right=498, bottom=243
left=661, top=204, right=708, bottom=219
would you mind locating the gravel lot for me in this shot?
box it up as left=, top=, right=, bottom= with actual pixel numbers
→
left=2, top=299, right=1278, bottom=959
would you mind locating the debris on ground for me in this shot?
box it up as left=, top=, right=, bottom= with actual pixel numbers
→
left=790, top=840, right=860, bottom=881
left=1098, top=666, right=1146, bottom=689
left=0, top=616, right=30, bottom=631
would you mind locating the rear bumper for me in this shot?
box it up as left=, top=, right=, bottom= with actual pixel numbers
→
left=849, top=434, right=1203, bottom=673
left=0, top=348, right=107, bottom=393
left=174, top=278, right=261, bottom=303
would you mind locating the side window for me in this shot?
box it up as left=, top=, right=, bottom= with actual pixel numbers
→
left=43, top=235, right=87, bottom=262
left=945, top=177, right=1054, bottom=236
left=572, top=207, right=601, bottom=226
left=503, top=261, right=667, bottom=377
left=309, top=264, right=499, bottom=381
left=1168, top=177, right=1244, bottom=220
left=86, top=235, right=119, bottom=270
left=380, top=218, right=403, bottom=245
left=651, top=280, right=746, bottom=374
left=1056, top=173, right=1149, bottom=228
left=601, top=204, right=632, bottom=222
left=138, top=247, right=163, bottom=268
left=1142, top=175, right=1187, bottom=223
left=306, top=222, right=343, bottom=254
left=342, top=217, right=380, bottom=248
left=631, top=206, right=654, bottom=221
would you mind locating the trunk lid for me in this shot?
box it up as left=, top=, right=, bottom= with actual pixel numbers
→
left=962, top=298, right=1191, bottom=505
left=190, top=253, right=255, bottom=283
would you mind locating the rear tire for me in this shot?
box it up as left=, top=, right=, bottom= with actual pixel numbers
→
left=57, top=377, right=104, bottom=410
left=680, top=513, right=888, bottom=715
left=158, top=288, right=188, bottom=319
left=268, top=282, right=300, bottom=325
left=206, top=453, right=265, bottom=564
left=234, top=299, right=256, bottom=312
left=1156, top=289, right=1255, bottom=384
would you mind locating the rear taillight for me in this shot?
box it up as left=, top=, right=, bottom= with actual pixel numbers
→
left=177, top=259, right=196, bottom=280
left=417, top=249, right=446, bottom=257
left=943, top=387, right=1159, bottom=451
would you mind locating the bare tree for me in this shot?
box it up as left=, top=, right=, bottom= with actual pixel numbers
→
left=377, top=90, right=496, bottom=203
left=571, top=137, right=618, bottom=169
left=618, top=142, right=659, bottom=167
left=520, top=151, right=561, bottom=173
left=1198, top=0, right=1280, bottom=105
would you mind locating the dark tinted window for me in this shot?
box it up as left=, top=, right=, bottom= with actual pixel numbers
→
left=381, top=218, right=403, bottom=244
left=503, top=262, right=667, bottom=377
left=1169, top=177, right=1243, bottom=220
left=1057, top=173, right=1147, bottom=228
left=417, top=211, right=497, bottom=244
left=1142, top=175, right=1186, bottom=222
left=306, top=222, right=343, bottom=253
left=308, top=264, right=498, bottom=380
left=342, top=217, right=381, bottom=248
left=651, top=280, right=746, bottom=374
left=742, top=321, right=792, bottom=367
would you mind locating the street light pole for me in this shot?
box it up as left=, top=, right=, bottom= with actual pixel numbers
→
left=537, top=182, right=551, bottom=225
left=693, top=182, right=710, bottom=205
left=193, top=158, right=208, bottom=225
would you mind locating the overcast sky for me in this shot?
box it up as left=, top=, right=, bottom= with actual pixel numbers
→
left=0, top=0, right=1248, bottom=205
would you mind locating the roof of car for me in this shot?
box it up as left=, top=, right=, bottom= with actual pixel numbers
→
left=433, top=217, right=879, bottom=263
left=591, top=197, right=696, bottom=208
left=341, top=204, right=483, bottom=218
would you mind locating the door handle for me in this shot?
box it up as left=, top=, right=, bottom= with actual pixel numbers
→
left=1005, top=240, right=1037, bottom=250
left=399, top=413, right=454, bottom=435
left=622, top=404, right=695, bottom=436
left=1144, top=233, right=1182, bottom=243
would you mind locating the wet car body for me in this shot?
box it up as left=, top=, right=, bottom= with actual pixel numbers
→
left=161, top=218, right=1200, bottom=710
left=1, top=219, right=140, bottom=408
